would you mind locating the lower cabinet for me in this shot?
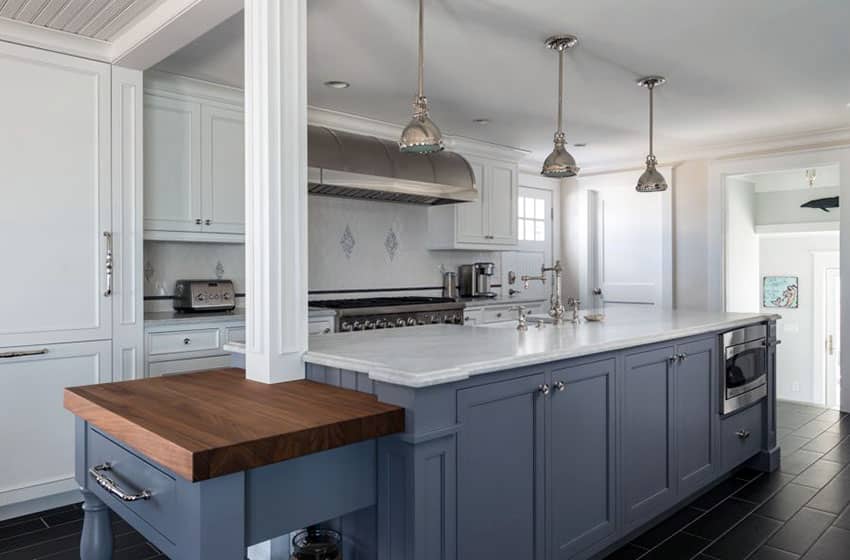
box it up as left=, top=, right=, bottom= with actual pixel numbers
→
left=549, top=358, right=617, bottom=559
left=457, top=373, right=546, bottom=560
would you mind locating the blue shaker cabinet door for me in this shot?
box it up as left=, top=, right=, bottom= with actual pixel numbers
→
left=549, top=358, right=617, bottom=559
left=675, top=337, right=719, bottom=497
left=622, top=345, right=677, bottom=530
left=457, top=372, right=546, bottom=560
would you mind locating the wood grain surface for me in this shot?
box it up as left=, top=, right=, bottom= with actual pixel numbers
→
left=64, top=368, right=404, bottom=481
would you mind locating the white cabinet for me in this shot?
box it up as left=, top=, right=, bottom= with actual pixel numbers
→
left=0, top=341, right=111, bottom=508
left=428, top=155, right=518, bottom=249
left=143, top=84, right=245, bottom=242
left=0, top=41, right=112, bottom=348
left=144, top=321, right=239, bottom=377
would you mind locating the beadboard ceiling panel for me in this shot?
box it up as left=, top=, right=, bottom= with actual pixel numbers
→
left=0, top=0, right=164, bottom=41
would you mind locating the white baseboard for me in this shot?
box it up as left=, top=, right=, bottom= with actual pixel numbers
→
left=0, top=489, right=80, bottom=522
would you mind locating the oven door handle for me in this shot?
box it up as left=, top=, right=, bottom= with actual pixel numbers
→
left=725, top=338, right=767, bottom=359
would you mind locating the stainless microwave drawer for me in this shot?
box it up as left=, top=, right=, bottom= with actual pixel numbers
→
left=86, top=428, right=177, bottom=543
left=720, top=401, right=764, bottom=473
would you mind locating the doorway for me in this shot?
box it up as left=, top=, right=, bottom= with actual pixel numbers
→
left=813, top=253, right=842, bottom=409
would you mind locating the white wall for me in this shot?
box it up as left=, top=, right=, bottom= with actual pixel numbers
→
left=672, top=161, right=711, bottom=310
left=760, top=232, right=839, bottom=404
left=725, top=178, right=760, bottom=312
left=755, top=186, right=840, bottom=226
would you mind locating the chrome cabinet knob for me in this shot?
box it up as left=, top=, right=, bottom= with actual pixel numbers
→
left=183, top=338, right=191, bottom=345
left=678, top=353, right=688, bottom=361
left=195, top=219, right=202, bottom=225
left=322, top=328, right=331, bottom=334
left=735, top=430, right=751, bottom=440
left=554, top=380, right=566, bottom=392
left=538, top=383, right=551, bottom=396
left=205, top=219, right=211, bottom=225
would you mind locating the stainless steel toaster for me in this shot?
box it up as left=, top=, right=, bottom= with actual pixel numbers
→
left=173, top=280, right=236, bottom=312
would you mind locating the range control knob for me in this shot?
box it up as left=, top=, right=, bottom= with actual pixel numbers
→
left=352, top=321, right=362, bottom=331
left=364, top=321, right=375, bottom=330
left=406, top=318, right=416, bottom=326
left=375, top=319, right=387, bottom=329
left=341, top=322, right=353, bottom=332
left=396, top=319, right=406, bottom=327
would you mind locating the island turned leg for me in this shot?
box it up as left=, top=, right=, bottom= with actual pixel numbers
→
left=80, top=488, right=113, bottom=560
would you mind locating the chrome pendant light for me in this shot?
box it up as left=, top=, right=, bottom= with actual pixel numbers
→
left=399, top=0, right=443, bottom=153
left=636, top=76, right=667, bottom=192
left=541, top=35, right=579, bottom=178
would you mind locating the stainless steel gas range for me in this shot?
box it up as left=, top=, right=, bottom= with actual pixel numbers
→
left=309, top=297, right=465, bottom=332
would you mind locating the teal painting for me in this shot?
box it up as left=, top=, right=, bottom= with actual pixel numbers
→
left=763, top=276, right=798, bottom=308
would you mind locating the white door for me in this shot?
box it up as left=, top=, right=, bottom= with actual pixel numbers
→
left=0, top=340, right=111, bottom=507
left=456, top=159, right=487, bottom=243
left=0, top=42, right=112, bottom=347
left=143, top=93, right=202, bottom=232
left=584, top=169, right=673, bottom=308
left=826, top=268, right=841, bottom=409
left=201, top=105, right=245, bottom=234
left=517, top=187, right=553, bottom=264
left=487, top=162, right=518, bottom=245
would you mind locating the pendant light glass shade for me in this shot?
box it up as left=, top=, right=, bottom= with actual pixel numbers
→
left=542, top=35, right=579, bottom=178
left=636, top=76, right=667, bottom=192
left=399, top=0, right=443, bottom=153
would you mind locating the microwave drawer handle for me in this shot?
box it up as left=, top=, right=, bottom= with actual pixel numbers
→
left=89, top=463, right=152, bottom=502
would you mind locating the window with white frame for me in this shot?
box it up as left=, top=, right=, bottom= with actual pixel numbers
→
left=518, top=195, right=546, bottom=241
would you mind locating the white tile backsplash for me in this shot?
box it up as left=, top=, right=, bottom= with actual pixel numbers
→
left=144, top=241, right=245, bottom=297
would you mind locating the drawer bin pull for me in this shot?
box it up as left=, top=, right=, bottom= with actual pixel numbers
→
left=0, top=348, right=48, bottom=359
left=89, top=463, right=152, bottom=502
left=735, top=430, right=751, bottom=440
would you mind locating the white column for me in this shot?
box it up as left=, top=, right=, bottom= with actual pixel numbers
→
left=244, top=0, right=309, bottom=384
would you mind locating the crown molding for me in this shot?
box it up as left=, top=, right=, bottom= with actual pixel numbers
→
left=0, top=17, right=110, bottom=62
left=308, top=106, right=531, bottom=163
left=144, top=70, right=244, bottom=106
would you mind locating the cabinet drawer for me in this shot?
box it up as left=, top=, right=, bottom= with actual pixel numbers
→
left=482, top=305, right=514, bottom=323
left=463, top=308, right=483, bottom=325
left=308, top=318, right=334, bottom=335
left=148, top=355, right=231, bottom=377
left=721, top=402, right=764, bottom=472
left=148, top=328, right=220, bottom=355
left=86, top=428, right=176, bottom=542
left=225, top=325, right=245, bottom=344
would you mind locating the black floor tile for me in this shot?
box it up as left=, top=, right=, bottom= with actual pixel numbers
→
left=691, top=478, right=752, bottom=511
left=703, top=514, right=782, bottom=560
left=0, top=505, right=76, bottom=530
left=734, top=468, right=764, bottom=482
left=639, top=531, right=711, bottom=560
left=781, top=450, right=824, bottom=476
left=825, top=417, right=850, bottom=435
left=793, top=460, right=845, bottom=489
left=632, top=507, right=704, bottom=549
left=803, top=433, right=846, bottom=454
left=0, top=519, right=46, bottom=542
left=800, top=526, right=850, bottom=559
left=735, top=472, right=795, bottom=505
left=756, top=483, right=819, bottom=521
left=604, top=543, right=649, bottom=560
left=765, top=508, right=836, bottom=555
left=40, top=506, right=84, bottom=528
left=781, top=436, right=815, bottom=456
left=822, top=439, right=850, bottom=464
left=834, top=504, right=850, bottom=530
left=750, top=546, right=800, bottom=560
left=0, top=520, right=83, bottom=554
left=792, top=421, right=833, bottom=440
left=683, top=498, right=757, bottom=540
left=816, top=410, right=844, bottom=424
left=806, top=475, right=850, bottom=514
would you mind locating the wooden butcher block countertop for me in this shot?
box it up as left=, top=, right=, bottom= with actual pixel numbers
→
left=64, top=368, right=405, bottom=482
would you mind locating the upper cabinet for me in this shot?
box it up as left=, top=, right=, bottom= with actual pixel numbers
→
left=427, top=154, right=519, bottom=249
left=143, top=74, right=244, bottom=242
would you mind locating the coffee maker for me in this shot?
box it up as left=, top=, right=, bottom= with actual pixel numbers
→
left=458, top=262, right=497, bottom=298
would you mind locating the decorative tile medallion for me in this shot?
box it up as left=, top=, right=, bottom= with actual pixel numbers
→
left=340, top=224, right=356, bottom=259
left=384, top=227, right=400, bottom=261
left=215, top=261, right=225, bottom=279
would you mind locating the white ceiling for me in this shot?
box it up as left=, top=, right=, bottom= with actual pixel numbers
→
left=739, top=164, right=840, bottom=193
left=0, top=0, right=164, bottom=41
left=154, top=1, right=850, bottom=168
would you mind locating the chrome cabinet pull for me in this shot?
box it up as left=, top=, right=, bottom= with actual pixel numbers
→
left=678, top=353, right=688, bottom=362
left=538, top=383, right=551, bottom=396
left=735, top=430, right=751, bottom=440
left=89, top=463, right=151, bottom=502
left=0, top=348, right=48, bottom=359
left=195, top=219, right=202, bottom=225
left=103, top=232, right=113, bottom=297
left=554, top=380, right=566, bottom=392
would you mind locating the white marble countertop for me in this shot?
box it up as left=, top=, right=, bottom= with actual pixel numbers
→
left=144, top=310, right=246, bottom=327
left=458, top=295, right=547, bottom=308
left=304, top=308, right=780, bottom=388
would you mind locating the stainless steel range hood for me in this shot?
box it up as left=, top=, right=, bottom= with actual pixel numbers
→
left=308, top=126, right=477, bottom=205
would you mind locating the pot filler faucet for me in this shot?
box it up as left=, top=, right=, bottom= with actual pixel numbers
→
left=521, top=260, right=577, bottom=325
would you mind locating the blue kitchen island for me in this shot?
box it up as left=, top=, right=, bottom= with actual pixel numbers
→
left=67, top=308, right=779, bottom=559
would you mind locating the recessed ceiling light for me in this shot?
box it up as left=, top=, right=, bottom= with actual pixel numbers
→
left=574, top=143, right=587, bottom=147
left=473, top=118, right=490, bottom=125
left=324, top=80, right=350, bottom=89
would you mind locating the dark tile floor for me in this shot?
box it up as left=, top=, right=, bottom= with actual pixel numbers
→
left=1, top=401, right=848, bottom=559
left=604, top=401, right=850, bottom=560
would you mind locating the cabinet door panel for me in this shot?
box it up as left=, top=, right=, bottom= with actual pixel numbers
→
left=457, top=373, right=545, bottom=560
left=622, top=346, right=676, bottom=529
left=455, top=160, right=487, bottom=243
left=143, top=94, right=201, bottom=232
left=201, top=105, right=245, bottom=234
left=0, top=43, right=111, bottom=346
left=676, top=337, right=718, bottom=496
left=0, top=341, right=111, bottom=506
left=550, top=358, right=617, bottom=559
left=487, top=162, right=517, bottom=244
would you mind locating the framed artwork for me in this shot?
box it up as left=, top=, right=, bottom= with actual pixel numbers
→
left=763, top=276, right=799, bottom=308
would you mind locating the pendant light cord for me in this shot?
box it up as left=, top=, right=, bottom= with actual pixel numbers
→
left=418, top=0, right=424, bottom=99
left=557, top=48, right=564, bottom=134
left=648, top=84, right=654, bottom=157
